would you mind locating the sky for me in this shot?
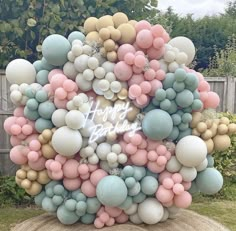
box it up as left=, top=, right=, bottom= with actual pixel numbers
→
left=158, top=0, right=232, bottom=19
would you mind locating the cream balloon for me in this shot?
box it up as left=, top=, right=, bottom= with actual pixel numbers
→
left=168, top=36, right=195, bottom=65
left=6, top=59, right=36, bottom=84
left=51, top=126, right=82, bottom=156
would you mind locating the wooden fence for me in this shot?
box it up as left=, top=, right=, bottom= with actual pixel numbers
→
left=0, top=70, right=236, bottom=175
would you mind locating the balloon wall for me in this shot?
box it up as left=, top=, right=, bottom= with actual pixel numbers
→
left=4, top=12, right=236, bottom=228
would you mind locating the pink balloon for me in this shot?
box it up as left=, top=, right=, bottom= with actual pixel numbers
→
left=204, top=91, right=220, bottom=109
left=10, top=136, right=21, bottom=146
left=198, top=80, right=210, bottom=92
left=28, top=156, right=46, bottom=171
left=55, top=154, right=67, bottom=165
left=16, top=117, right=27, bottom=126
left=156, top=145, right=167, bottom=155
left=149, top=79, right=163, bottom=96
left=81, top=180, right=96, bottom=197
left=105, top=206, right=122, bottom=217
left=94, top=218, right=104, bottom=229
left=130, top=149, right=148, bottom=166
left=135, top=20, right=152, bottom=33
left=199, top=91, right=208, bottom=102
left=54, top=98, right=67, bottom=109
left=117, top=44, right=136, bottom=61
left=134, top=54, right=146, bottom=68
left=174, top=191, right=192, bottom=208
left=153, top=37, right=165, bottom=49
left=163, top=178, right=174, bottom=189
left=156, top=69, right=166, bottom=81
left=28, top=151, right=39, bottom=162
left=156, top=185, right=174, bottom=203
left=144, top=69, right=156, bottom=81
left=29, top=140, right=41, bottom=151
left=125, top=143, right=137, bottom=155
left=115, top=212, right=129, bottom=223
left=130, top=134, right=142, bottom=146
left=114, top=61, right=133, bottom=81
left=99, top=212, right=110, bottom=223
left=14, top=107, right=24, bottom=117
left=48, top=69, right=63, bottom=82
left=4, top=117, right=16, bottom=134
left=63, top=177, right=81, bottom=191
left=128, top=74, right=144, bottom=86
left=51, top=170, right=64, bottom=180
left=172, top=173, right=183, bottom=184
left=140, top=81, right=151, bottom=94
left=147, top=161, right=165, bottom=173
left=63, top=79, right=75, bottom=92
left=162, top=32, right=170, bottom=43
left=67, top=91, right=77, bottom=100
left=159, top=171, right=172, bottom=183
left=173, top=183, right=185, bottom=195
left=88, top=164, right=98, bottom=172
left=132, top=65, right=143, bottom=74
left=21, top=124, right=33, bottom=136
left=147, top=150, right=158, bottom=162
left=90, top=169, right=108, bottom=186
left=55, top=88, right=67, bottom=100
left=147, top=46, right=165, bottom=60
left=151, top=24, right=165, bottom=37
left=156, top=156, right=167, bottom=166
left=63, top=159, right=79, bottom=178
left=149, top=60, right=160, bottom=71
left=50, top=74, right=67, bottom=90
left=182, top=181, right=192, bottom=190
left=136, top=30, right=153, bottom=49
left=124, top=53, right=135, bottom=65
left=78, top=164, right=89, bottom=175
left=106, top=218, right=115, bottom=227
left=50, top=161, right=62, bottom=172
left=136, top=94, right=149, bottom=106
left=129, top=85, right=142, bottom=98
left=10, top=124, right=21, bottom=135
left=10, top=146, right=27, bottom=165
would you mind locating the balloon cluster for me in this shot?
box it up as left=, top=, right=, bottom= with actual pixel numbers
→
left=4, top=12, right=236, bottom=228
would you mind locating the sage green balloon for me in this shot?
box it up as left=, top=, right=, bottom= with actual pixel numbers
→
left=196, top=168, right=223, bottom=195
left=192, top=99, right=203, bottom=111
left=163, top=73, right=175, bottom=89
left=178, top=122, right=189, bottom=131
left=26, top=98, right=39, bottom=111
left=166, top=88, right=176, bottom=100
left=38, top=101, right=56, bottom=119
left=42, top=197, right=57, bottom=212
left=167, top=126, right=179, bottom=141
left=68, top=31, right=85, bottom=43
left=36, top=70, right=49, bottom=86
left=35, top=118, right=53, bottom=133
left=155, top=89, right=166, bottom=101
left=41, top=57, right=55, bottom=71
left=176, top=90, right=194, bottom=108
left=182, top=113, right=192, bottom=123
left=35, top=191, right=46, bottom=206
left=81, top=213, right=96, bottom=224
left=96, top=175, right=128, bottom=207
left=57, top=205, right=79, bottom=225
left=42, top=34, right=71, bottom=66
left=171, top=114, right=181, bottom=126
left=86, top=197, right=101, bottom=214
left=173, top=81, right=185, bottom=92
left=177, top=128, right=192, bottom=141
left=160, top=99, right=171, bottom=111
left=33, top=60, right=43, bottom=72
left=207, top=155, right=214, bottom=167
left=132, top=192, right=146, bottom=203
left=35, top=90, right=48, bottom=103
left=24, top=106, right=40, bottom=120
left=119, top=196, right=133, bottom=210
left=168, top=100, right=178, bottom=114
left=142, top=109, right=173, bottom=140
left=175, top=68, right=186, bottom=82
left=141, top=176, right=158, bottom=195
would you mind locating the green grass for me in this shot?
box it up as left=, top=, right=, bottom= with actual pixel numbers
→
left=0, top=207, right=44, bottom=231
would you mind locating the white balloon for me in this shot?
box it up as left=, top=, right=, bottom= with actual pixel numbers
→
left=6, top=59, right=36, bottom=84
left=138, top=198, right=164, bottom=224
left=175, top=135, right=207, bottom=167
left=74, top=54, right=89, bottom=72
left=168, top=36, right=195, bottom=65
left=102, top=61, right=115, bottom=73
left=179, top=166, right=197, bottom=182
left=129, top=213, right=143, bottom=224
left=125, top=203, right=138, bottom=215
left=168, top=61, right=179, bottom=73
left=196, top=158, right=208, bottom=172
left=52, top=126, right=82, bottom=156
left=80, top=119, right=95, bottom=137
left=65, top=110, right=85, bottom=129
left=63, top=62, right=78, bottom=80
left=76, top=73, right=92, bottom=91
left=160, top=208, right=169, bottom=222
left=52, top=109, right=68, bottom=127
left=96, top=143, right=111, bottom=160
left=166, top=156, right=182, bottom=172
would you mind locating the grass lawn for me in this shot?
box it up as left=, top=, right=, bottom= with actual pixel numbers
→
left=0, top=199, right=235, bottom=231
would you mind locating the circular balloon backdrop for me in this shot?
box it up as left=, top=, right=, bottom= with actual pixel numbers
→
left=4, top=11, right=236, bottom=229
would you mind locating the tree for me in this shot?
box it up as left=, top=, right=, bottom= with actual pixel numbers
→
left=0, top=0, right=158, bottom=68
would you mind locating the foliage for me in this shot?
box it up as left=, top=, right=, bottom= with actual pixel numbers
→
left=203, top=35, right=236, bottom=77
left=0, top=0, right=158, bottom=68
left=0, top=176, right=32, bottom=207
left=213, top=112, right=236, bottom=179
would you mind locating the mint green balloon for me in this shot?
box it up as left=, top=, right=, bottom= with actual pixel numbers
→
left=36, top=90, right=48, bottom=103
left=81, top=213, right=96, bottom=224
left=166, top=88, right=176, bottom=100
left=36, top=70, right=49, bottom=86
left=125, top=177, right=136, bottom=188
left=33, top=60, right=43, bottom=72
left=171, top=114, right=181, bottom=125
left=177, top=128, right=192, bottom=141
left=178, top=122, right=189, bottom=131
left=35, top=191, right=46, bottom=206
left=86, top=197, right=101, bottom=214
left=122, top=166, right=134, bottom=177
left=38, top=101, right=56, bottom=119
left=142, top=109, right=173, bottom=140
left=76, top=201, right=87, bottom=214
left=57, top=205, right=79, bottom=225
left=41, top=57, right=55, bottom=70
left=26, top=98, right=39, bottom=111
left=163, top=73, right=175, bottom=89
left=196, top=168, right=223, bottom=195
left=167, top=101, right=178, bottom=114
left=175, top=68, right=186, bottom=82
left=160, top=99, right=171, bottom=111
left=42, top=197, right=57, bottom=212
left=133, top=166, right=146, bottom=181
left=42, top=34, right=71, bottom=66
left=193, top=90, right=200, bottom=99
left=207, top=155, right=214, bottom=167
left=132, top=192, right=146, bottom=203
left=182, top=113, right=192, bottom=123
left=52, top=195, right=64, bottom=206
left=35, top=118, right=53, bottom=133
left=176, top=90, right=194, bottom=108
left=192, top=99, right=203, bottom=111
left=118, top=196, right=133, bottom=210
left=141, top=176, right=158, bottom=195
left=188, top=181, right=199, bottom=195
left=24, top=106, right=40, bottom=120
left=167, top=126, right=179, bottom=141
left=25, top=87, right=36, bottom=98
left=183, top=107, right=192, bottom=113
left=68, top=31, right=85, bottom=43
left=155, top=89, right=166, bottom=101
left=65, top=199, right=77, bottom=211
left=185, top=73, right=198, bottom=91
left=173, top=81, right=185, bottom=92
left=144, top=102, right=156, bottom=112
left=128, top=182, right=141, bottom=196
left=152, top=98, right=160, bottom=107
left=96, top=175, right=128, bottom=207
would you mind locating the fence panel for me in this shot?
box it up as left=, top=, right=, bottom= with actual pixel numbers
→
left=0, top=71, right=236, bottom=175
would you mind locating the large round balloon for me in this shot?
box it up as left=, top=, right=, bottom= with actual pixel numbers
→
left=142, top=109, right=173, bottom=140
left=42, top=34, right=71, bottom=66
left=196, top=167, right=223, bottom=195
left=96, top=175, right=128, bottom=207
left=6, top=59, right=36, bottom=84
left=168, top=36, right=195, bottom=65
left=51, top=126, right=82, bottom=156
left=175, top=135, right=207, bottom=167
